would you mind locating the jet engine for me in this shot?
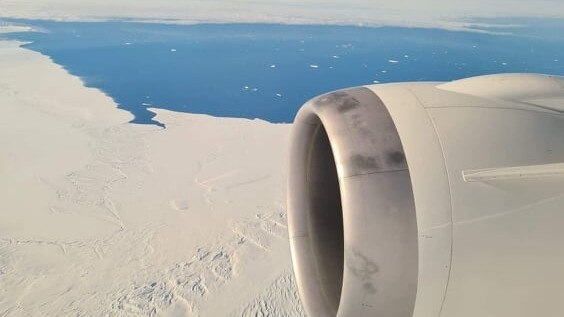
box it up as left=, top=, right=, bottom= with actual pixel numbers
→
left=287, top=73, right=564, bottom=317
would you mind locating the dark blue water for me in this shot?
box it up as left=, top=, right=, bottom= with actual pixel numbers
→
left=2, top=19, right=564, bottom=125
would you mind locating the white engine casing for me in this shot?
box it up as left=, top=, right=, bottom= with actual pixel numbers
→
left=287, top=73, right=564, bottom=317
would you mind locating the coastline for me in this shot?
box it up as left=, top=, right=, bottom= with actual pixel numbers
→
left=0, top=31, right=300, bottom=316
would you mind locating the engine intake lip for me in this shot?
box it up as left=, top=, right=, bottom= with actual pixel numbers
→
left=287, top=87, right=418, bottom=317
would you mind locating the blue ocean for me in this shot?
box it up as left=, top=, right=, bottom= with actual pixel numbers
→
left=2, top=18, right=563, bottom=125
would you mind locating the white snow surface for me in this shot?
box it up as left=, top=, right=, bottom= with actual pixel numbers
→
left=0, top=28, right=304, bottom=316
left=1, top=0, right=564, bottom=31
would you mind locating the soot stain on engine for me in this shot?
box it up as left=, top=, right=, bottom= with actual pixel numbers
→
left=348, top=114, right=374, bottom=138
left=313, top=91, right=347, bottom=108
left=346, top=249, right=379, bottom=294
left=312, top=91, right=361, bottom=113
left=350, top=154, right=379, bottom=171
left=364, top=283, right=377, bottom=294
left=387, top=150, right=406, bottom=166
left=336, top=96, right=360, bottom=113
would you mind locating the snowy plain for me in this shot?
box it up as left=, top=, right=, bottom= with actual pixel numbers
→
left=0, top=26, right=303, bottom=316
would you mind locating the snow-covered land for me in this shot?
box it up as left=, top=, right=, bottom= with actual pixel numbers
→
left=0, top=29, right=303, bottom=316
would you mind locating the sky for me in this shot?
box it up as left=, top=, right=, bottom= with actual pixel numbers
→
left=1, top=0, right=564, bottom=30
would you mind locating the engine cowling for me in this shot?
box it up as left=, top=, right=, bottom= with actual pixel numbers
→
left=287, top=73, right=564, bottom=317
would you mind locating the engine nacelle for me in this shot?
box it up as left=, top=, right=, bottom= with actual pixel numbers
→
left=287, top=74, right=564, bottom=317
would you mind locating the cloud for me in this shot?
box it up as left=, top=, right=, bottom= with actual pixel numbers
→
left=1, top=0, right=562, bottom=30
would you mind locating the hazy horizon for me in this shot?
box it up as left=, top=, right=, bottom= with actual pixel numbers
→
left=2, top=0, right=564, bottom=32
